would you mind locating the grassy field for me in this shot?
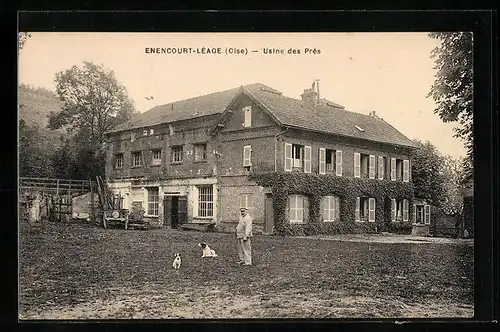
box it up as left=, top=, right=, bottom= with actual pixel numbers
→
left=18, top=221, right=473, bottom=319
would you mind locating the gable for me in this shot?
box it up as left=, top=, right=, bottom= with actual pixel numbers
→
left=220, top=94, right=278, bottom=131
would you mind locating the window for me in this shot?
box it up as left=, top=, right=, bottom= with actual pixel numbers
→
left=356, top=197, right=375, bottom=222
left=322, top=195, right=340, bottom=222
left=320, top=149, right=343, bottom=176
left=378, top=156, right=385, bottom=180
left=391, top=198, right=409, bottom=222
left=289, top=195, right=305, bottom=223
left=198, top=186, right=213, bottom=217
left=194, top=143, right=207, bottom=161
left=360, top=153, right=370, bottom=178
left=413, top=204, right=431, bottom=225
left=243, top=106, right=252, bottom=127
left=171, top=146, right=183, bottom=163
left=396, top=159, right=403, bottom=181
left=147, top=187, right=159, bottom=216
left=284, top=143, right=311, bottom=173
left=403, top=160, right=410, bottom=182
left=132, top=151, right=142, bottom=167
left=143, top=130, right=148, bottom=136
left=243, top=145, right=252, bottom=171
left=152, top=149, right=162, bottom=166
left=239, top=193, right=254, bottom=217
left=114, top=153, right=124, bottom=169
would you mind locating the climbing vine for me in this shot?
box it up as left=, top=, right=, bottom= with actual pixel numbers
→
left=249, top=171, right=414, bottom=236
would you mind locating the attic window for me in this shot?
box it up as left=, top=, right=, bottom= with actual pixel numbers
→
left=149, top=129, right=154, bottom=135
left=354, top=125, right=365, bottom=132
left=143, top=130, right=148, bottom=136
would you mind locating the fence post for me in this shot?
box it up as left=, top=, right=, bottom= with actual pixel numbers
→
left=90, top=180, right=94, bottom=223
left=56, top=179, right=60, bottom=196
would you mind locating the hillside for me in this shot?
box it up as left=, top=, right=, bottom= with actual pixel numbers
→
left=18, top=84, right=67, bottom=150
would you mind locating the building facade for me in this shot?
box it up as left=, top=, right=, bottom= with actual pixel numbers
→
left=104, top=83, right=418, bottom=234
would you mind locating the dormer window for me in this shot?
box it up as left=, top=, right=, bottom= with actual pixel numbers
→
left=243, top=106, right=252, bottom=127
left=354, top=125, right=364, bottom=132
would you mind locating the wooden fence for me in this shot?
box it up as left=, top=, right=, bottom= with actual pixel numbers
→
left=19, top=177, right=94, bottom=197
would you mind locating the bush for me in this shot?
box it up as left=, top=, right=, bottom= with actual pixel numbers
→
left=249, top=171, right=414, bottom=236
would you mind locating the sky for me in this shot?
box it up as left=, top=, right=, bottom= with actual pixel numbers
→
left=18, top=32, right=467, bottom=159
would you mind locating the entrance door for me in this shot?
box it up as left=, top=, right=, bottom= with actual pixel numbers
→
left=264, top=194, right=274, bottom=234
left=164, top=195, right=188, bottom=229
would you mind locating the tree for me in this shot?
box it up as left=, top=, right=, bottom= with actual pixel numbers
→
left=411, top=139, right=447, bottom=208
left=19, top=119, right=53, bottom=178
left=18, top=32, right=32, bottom=50
left=428, top=32, right=473, bottom=177
left=440, top=155, right=465, bottom=215
left=48, top=61, right=136, bottom=179
left=49, top=61, right=135, bottom=146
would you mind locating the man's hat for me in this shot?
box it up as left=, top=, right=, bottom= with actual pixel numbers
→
left=240, top=207, right=248, bottom=211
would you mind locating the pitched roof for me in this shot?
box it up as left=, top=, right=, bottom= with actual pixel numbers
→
left=109, top=82, right=416, bottom=148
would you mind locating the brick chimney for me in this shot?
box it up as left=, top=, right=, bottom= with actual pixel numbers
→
left=301, top=88, right=318, bottom=105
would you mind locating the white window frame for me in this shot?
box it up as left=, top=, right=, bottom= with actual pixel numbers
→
left=378, top=156, right=384, bottom=180
left=194, top=143, right=207, bottom=161
left=198, top=186, right=214, bottom=217
left=354, top=153, right=361, bottom=178
left=243, top=145, right=252, bottom=167
left=284, top=143, right=292, bottom=172
left=369, top=155, right=376, bottom=179
left=152, top=149, right=162, bottom=166
left=146, top=187, right=159, bottom=216
left=390, top=158, right=396, bottom=181
left=304, top=146, right=312, bottom=173
left=132, top=151, right=142, bottom=167
left=319, top=148, right=326, bottom=174
left=335, top=150, right=343, bottom=176
left=172, top=146, right=183, bottom=163
left=115, top=153, right=124, bottom=169
left=292, top=144, right=303, bottom=168
left=322, top=195, right=340, bottom=222
left=243, top=106, right=252, bottom=127
left=289, top=195, right=305, bottom=223
left=239, top=193, right=254, bottom=217
left=403, top=159, right=410, bottom=182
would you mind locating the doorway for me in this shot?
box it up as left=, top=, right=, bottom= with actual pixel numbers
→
left=164, top=195, right=188, bottom=229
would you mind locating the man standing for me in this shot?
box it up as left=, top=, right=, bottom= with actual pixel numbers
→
left=236, top=207, right=253, bottom=266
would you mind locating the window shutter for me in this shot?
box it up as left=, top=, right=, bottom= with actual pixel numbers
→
left=378, top=156, right=384, bottom=180
left=368, top=198, right=376, bottom=222
left=390, top=158, right=396, bottom=181
left=244, top=106, right=252, bottom=127
left=424, top=205, right=431, bottom=225
left=243, top=145, right=252, bottom=166
left=321, top=197, right=326, bottom=221
left=355, top=197, right=360, bottom=222
left=335, top=196, right=340, bottom=221
left=403, top=199, right=409, bottom=221
left=369, top=155, right=376, bottom=179
left=284, top=143, right=292, bottom=171
left=304, top=146, right=312, bottom=173
left=391, top=199, right=396, bottom=222
left=336, top=150, right=343, bottom=176
left=403, top=160, right=410, bottom=182
left=412, top=204, right=416, bottom=223
left=354, top=153, right=361, bottom=178
left=319, top=148, right=326, bottom=174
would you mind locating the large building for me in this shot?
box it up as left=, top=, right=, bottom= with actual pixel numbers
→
left=103, top=82, right=418, bottom=235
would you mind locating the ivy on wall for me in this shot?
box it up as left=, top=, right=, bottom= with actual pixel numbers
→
left=249, top=171, right=414, bottom=236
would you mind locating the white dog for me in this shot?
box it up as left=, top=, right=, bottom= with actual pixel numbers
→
left=198, top=242, right=218, bottom=257
left=172, top=253, right=181, bottom=269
